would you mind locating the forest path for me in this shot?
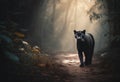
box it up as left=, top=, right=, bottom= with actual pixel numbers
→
left=54, top=53, right=110, bottom=82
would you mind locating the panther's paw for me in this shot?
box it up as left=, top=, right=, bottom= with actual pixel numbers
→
left=84, top=62, right=91, bottom=66
left=79, top=64, right=84, bottom=67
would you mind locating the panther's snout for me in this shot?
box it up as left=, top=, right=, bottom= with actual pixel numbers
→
left=75, top=34, right=85, bottom=42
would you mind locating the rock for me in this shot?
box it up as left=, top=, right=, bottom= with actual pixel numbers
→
left=22, top=40, right=32, bottom=52
left=32, top=46, right=41, bottom=54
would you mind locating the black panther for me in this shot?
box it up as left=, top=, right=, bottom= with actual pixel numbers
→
left=74, top=30, right=95, bottom=67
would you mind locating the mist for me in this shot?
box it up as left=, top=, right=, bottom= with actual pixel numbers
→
left=32, top=0, right=109, bottom=53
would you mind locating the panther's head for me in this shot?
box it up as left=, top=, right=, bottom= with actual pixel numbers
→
left=74, top=30, right=86, bottom=42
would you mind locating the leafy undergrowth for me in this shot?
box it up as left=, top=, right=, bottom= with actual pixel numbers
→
left=0, top=54, right=74, bottom=82
left=0, top=26, right=74, bottom=82
left=95, top=48, right=120, bottom=82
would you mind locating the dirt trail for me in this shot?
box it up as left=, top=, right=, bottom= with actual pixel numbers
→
left=54, top=53, right=111, bottom=82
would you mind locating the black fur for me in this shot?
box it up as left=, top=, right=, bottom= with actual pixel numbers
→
left=74, top=30, right=95, bottom=67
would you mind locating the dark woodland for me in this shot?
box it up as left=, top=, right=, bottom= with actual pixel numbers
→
left=0, top=0, right=120, bottom=82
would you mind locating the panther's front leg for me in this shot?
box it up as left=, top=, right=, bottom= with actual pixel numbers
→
left=78, top=51, right=84, bottom=67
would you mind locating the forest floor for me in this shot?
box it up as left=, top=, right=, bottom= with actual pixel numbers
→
left=53, top=53, right=114, bottom=82
left=0, top=52, right=117, bottom=82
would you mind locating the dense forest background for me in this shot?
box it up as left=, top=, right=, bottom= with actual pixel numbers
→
left=0, top=0, right=120, bottom=52
left=0, top=0, right=120, bottom=82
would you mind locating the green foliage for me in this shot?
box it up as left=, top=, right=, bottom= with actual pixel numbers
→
left=87, top=0, right=107, bottom=22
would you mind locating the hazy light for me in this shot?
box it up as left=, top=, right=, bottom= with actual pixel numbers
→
left=33, top=0, right=109, bottom=53
left=55, top=53, right=80, bottom=65
left=88, top=0, right=92, bottom=2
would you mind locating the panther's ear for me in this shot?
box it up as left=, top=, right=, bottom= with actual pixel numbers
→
left=74, top=30, right=77, bottom=34
left=82, top=30, right=86, bottom=34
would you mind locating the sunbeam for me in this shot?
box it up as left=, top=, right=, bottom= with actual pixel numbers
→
left=33, top=0, right=109, bottom=53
